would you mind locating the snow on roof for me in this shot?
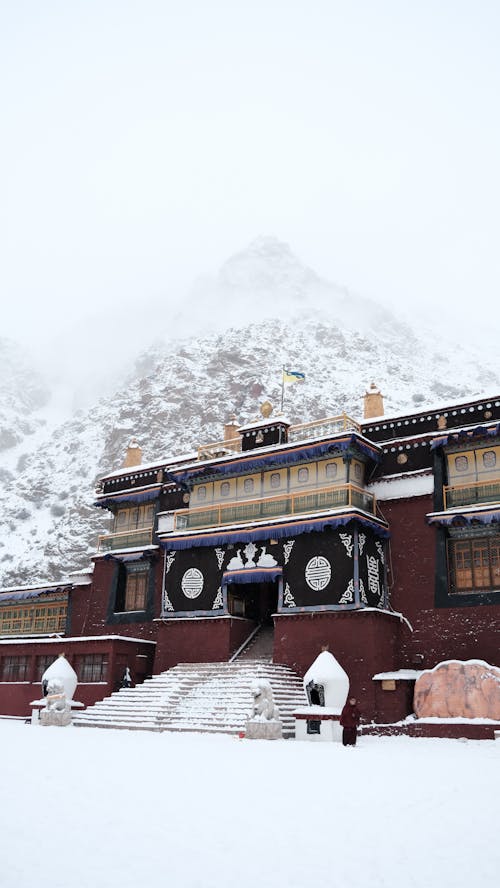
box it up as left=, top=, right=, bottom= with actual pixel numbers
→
left=368, top=472, right=434, bottom=501
left=427, top=503, right=500, bottom=519
left=373, top=670, right=422, bottom=681
left=0, top=581, right=71, bottom=596
left=238, top=416, right=291, bottom=432
left=362, top=394, right=500, bottom=427
left=101, top=452, right=198, bottom=480
left=167, top=430, right=382, bottom=475
left=93, top=544, right=159, bottom=559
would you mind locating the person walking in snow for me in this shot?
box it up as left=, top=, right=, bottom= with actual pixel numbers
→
left=340, top=697, right=361, bottom=746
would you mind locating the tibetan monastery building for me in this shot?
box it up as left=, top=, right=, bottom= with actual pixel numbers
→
left=1, top=387, right=499, bottom=725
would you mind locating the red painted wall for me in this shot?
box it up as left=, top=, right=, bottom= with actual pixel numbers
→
left=154, top=617, right=256, bottom=673
left=273, top=610, right=406, bottom=721
left=0, top=637, right=155, bottom=717
left=69, top=556, right=161, bottom=645
left=383, top=495, right=500, bottom=668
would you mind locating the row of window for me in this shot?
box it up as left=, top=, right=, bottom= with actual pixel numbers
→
left=196, top=462, right=362, bottom=501
left=0, top=653, right=109, bottom=683
left=454, top=451, right=497, bottom=473
left=113, top=504, right=155, bottom=533
left=0, top=603, right=67, bottom=636
left=448, top=538, right=500, bottom=593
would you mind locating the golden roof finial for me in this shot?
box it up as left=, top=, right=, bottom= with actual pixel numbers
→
left=260, top=400, right=273, bottom=419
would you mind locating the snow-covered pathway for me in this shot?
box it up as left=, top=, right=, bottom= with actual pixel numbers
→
left=1, top=720, right=498, bottom=888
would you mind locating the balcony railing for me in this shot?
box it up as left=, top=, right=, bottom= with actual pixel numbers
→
left=196, top=414, right=361, bottom=461
left=288, top=414, right=360, bottom=442
left=169, top=483, right=375, bottom=532
left=97, top=526, right=154, bottom=552
left=444, top=479, right=500, bottom=509
left=198, top=436, right=241, bottom=460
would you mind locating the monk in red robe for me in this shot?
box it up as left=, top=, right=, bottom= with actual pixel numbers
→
left=340, top=697, right=361, bottom=746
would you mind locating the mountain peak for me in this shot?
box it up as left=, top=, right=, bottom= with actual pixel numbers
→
left=218, top=236, right=320, bottom=296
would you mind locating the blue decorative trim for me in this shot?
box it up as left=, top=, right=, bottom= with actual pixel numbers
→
left=161, top=512, right=390, bottom=550
left=0, top=586, right=70, bottom=602
left=103, top=552, right=155, bottom=563
left=167, top=436, right=380, bottom=486
left=427, top=510, right=500, bottom=527
left=431, top=423, right=500, bottom=450
left=95, top=488, right=161, bottom=508
left=223, top=568, right=283, bottom=585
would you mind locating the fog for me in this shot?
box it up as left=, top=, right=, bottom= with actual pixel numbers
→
left=1, top=1, right=500, bottom=395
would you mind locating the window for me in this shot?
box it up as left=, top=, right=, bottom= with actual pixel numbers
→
left=325, top=463, right=337, bottom=480
left=0, top=601, right=67, bottom=636
left=270, top=473, right=281, bottom=489
left=220, top=481, right=230, bottom=497
left=114, top=504, right=154, bottom=532
left=449, top=537, right=500, bottom=593
left=243, top=478, right=254, bottom=494
left=455, top=456, right=469, bottom=473
left=1, top=656, right=30, bottom=681
left=114, top=563, right=149, bottom=613
left=125, top=564, right=148, bottom=611
left=36, top=655, right=57, bottom=680
left=306, top=719, right=321, bottom=735
left=197, top=486, right=207, bottom=501
left=77, top=654, right=108, bottom=683
left=483, top=451, right=496, bottom=469
left=297, top=467, right=309, bottom=483
left=354, top=463, right=362, bottom=481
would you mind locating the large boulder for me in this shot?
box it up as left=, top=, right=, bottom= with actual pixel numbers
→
left=414, top=659, right=500, bottom=720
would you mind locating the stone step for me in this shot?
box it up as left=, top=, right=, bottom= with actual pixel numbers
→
left=74, top=659, right=306, bottom=736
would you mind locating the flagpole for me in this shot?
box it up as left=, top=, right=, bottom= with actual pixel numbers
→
left=280, top=365, right=285, bottom=413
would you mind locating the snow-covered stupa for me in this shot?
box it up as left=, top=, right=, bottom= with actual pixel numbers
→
left=294, top=649, right=349, bottom=742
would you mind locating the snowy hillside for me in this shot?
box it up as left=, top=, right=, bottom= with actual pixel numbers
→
left=0, top=338, right=50, bottom=454
left=1, top=238, right=499, bottom=586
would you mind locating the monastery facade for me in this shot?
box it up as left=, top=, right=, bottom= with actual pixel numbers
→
left=1, top=387, right=499, bottom=727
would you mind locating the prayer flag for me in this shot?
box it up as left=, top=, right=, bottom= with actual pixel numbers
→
left=282, top=369, right=306, bottom=384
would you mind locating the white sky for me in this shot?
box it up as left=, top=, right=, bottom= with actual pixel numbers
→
left=1, top=0, right=500, bottom=348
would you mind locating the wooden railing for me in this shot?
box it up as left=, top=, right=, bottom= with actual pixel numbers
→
left=97, top=526, right=154, bottom=552
left=172, top=483, right=375, bottom=531
left=444, top=479, right=500, bottom=509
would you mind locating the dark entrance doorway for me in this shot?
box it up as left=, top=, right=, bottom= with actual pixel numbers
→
left=227, top=580, right=279, bottom=624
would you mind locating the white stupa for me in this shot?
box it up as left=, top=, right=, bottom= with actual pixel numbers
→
left=294, top=649, right=350, bottom=742
left=42, top=654, right=78, bottom=704
left=303, top=649, right=349, bottom=712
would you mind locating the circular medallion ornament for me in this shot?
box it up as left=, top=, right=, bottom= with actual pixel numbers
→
left=181, top=568, right=204, bottom=599
left=305, top=556, right=332, bottom=591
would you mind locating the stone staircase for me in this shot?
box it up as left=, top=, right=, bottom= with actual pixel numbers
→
left=236, top=624, right=274, bottom=661
left=73, top=660, right=306, bottom=737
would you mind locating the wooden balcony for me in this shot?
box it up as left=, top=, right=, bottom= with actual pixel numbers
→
left=97, top=527, right=154, bottom=552
left=444, top=479, right=500, bottom=509
left=171, top=483, right=375, bottom=532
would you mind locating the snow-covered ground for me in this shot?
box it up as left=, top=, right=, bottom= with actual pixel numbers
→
left=1, top=720, right=499, bottom=888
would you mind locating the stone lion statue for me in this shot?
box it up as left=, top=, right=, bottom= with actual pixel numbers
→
left=250, top=679, right=279, bottom=722
left=40, top=678, right=72, bottom=726
left=44, top=678, right=68, bottom=712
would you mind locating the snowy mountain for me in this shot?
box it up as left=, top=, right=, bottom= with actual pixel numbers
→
left=0, top=338, right=50, bottom=454
left=0, top=238, right=499, bottom=587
